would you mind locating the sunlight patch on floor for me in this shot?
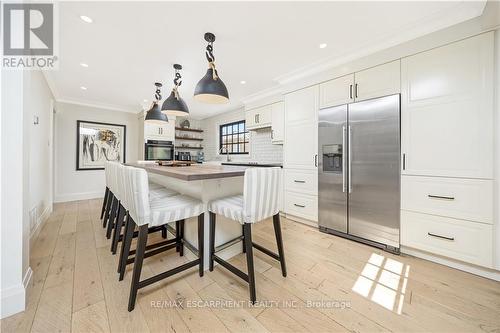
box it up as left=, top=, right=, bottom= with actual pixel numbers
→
left=352, top=253, right=410, bottom=314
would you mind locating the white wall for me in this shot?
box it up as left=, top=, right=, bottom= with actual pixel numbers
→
left=494, top=29, right=500, bottom=269
left=54, top=102, right=139, bottom=202
left=201, top=108, right=283, bottom=163
left=24, top=71, right=55, bottom=238
left=1, top=70, right=31, bottom=318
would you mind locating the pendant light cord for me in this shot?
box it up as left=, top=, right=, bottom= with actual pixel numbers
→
left=205, top=42, right=219, bottom=80
left=173, top=68, right=182, bottom=99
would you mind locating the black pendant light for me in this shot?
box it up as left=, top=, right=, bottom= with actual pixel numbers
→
left=161, top=64, right=190, bottom=116
left=194, top=32, right=229, bottom=104
left=145, top=82, right=168, bottom=124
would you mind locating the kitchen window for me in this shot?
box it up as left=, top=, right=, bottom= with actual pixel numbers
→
left=219, top=120, right=249, bottom=154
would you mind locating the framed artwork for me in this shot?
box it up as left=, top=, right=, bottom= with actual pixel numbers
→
left=76, top=120, right=126, bottom=170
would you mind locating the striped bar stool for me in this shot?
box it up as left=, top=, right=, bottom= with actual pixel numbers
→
left=105, top=162, right=121, bottom=238
left=119, top=166, right=205, bottom=311
left=110, top=164, right=178, bottom=254
left=208, top=167, right=286, bottom=303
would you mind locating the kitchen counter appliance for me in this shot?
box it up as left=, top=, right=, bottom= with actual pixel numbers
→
left=318, top=94, right=400, bottom=253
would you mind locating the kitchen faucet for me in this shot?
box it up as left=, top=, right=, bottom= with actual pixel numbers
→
left=218, top=146, right=231, bottom=162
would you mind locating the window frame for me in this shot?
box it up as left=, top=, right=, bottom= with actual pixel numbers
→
left=219, top=120, right=249, bottom=155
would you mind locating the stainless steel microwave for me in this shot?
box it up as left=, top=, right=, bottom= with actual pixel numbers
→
left=144, top=140, right=174, bottom=161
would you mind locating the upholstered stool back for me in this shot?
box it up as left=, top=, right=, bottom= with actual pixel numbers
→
left=243, top=167, right=281, bottom=223
left=124, top=166, right=151, bottom=226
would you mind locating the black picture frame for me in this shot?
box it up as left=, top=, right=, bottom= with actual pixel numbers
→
left=76, top=120, right=126, bottom=171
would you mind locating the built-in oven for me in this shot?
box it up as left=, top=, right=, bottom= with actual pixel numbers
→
left=144, top=140, right=174, bottom=161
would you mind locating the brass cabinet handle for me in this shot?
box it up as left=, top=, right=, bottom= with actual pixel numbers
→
left=428, top=232, right=454, bottom=241
left=428, top=195, right=455, bottom=200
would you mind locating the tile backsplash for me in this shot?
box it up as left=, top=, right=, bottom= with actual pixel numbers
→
left=199, top=108, right=283, bottom=163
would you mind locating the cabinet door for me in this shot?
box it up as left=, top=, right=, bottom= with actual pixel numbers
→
left=271, top=102, right=284, bottom=144
left=354, top=60, right=400, bottom=102
left=256, top=105, right=272, bottom=127
left=145, top=122, right=161, bottom=139
left=245, top=108, right=257, bottom=129
left=401, top=32, right=494, bottom=179
left=319, top=74, right=354, bottom=109
left=284, top=86, right=318, bottom=169
left=161, top=116, right=176, bottom=141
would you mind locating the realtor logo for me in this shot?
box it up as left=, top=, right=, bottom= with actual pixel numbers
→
left=2, top=2, right=58, bottom=69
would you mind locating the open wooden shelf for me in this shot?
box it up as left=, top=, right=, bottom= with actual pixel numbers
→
left=175, top=136, right=203, bottom=141
left=175, top=127, right=204, bottom=133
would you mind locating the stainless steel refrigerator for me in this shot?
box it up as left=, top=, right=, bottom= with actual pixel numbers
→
left=318, top=94, right=400, bottom=253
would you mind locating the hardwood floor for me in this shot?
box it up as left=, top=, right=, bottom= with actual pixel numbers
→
left=2, top=199, right=499, bottom=333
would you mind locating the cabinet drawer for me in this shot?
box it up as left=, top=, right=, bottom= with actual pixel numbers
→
left=401, top=211, right=493, bottom=268
left=284, top=169, right=317, bottom=195
left=402, top=176, right=493, bottom=224
left=284, top=191, right=318, bottom=221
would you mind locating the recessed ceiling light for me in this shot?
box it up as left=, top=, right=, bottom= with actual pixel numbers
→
left=80, top=63, right=88, bottom=68
left=319, top=43, right=327, bottom=49
left=80, top=15, right=93, bottom=23
left=240, top=80, right=246, bottom=84
left=80, top=86, right=87, bottom=90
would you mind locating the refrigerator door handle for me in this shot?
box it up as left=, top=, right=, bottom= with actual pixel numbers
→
left=348, top=125, right=352, bottom=193
left=342, top=125, right=347, bottom=193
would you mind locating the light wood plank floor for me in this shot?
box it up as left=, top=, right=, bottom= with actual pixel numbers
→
left=2, top=199, right=499, bottom=333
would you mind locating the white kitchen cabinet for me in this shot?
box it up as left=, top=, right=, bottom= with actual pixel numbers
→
left=284, top=86, right=318, bottom=170
left=284, top=190, right=318, bottom=222
left=401, top=210, right=493, bottom=268
left=354, top=60, right=400, bottom=102
left=246, top=104, right=272, bottom=130
left=401, top=32, right=494, bottom=179
left=271, top=102, right=284, bottom=144
left=319, top=60, right=400, bottom=109
left=319, top=74, right=354, bottom=108
left=144, top=116, right=175, bottom=141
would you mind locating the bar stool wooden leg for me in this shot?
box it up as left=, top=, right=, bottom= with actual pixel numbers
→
left=106, top=198, right=119, bottom=239
left=179, top=219, right=185, bottom=257
left=111, top=204, right=125, bottom=254
left=128, top=224, right=148, bottom=312
left=198, top=213, right=204, bottom=277
left=100, top=187, right=109, bottom=220
left=273, top=214, right=287, bottom=277
left=175, top=220, right=180, bottom=252
left=243, top=223, right=256, bottom=303
left=242, top=224, right=246, bottom=253
left=103, top=193, right=113, bottom=228
left=209, top=212, right=216, bottom=271
left=119, top=215, right=135, bottom=280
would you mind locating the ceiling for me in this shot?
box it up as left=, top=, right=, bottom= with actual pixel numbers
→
left=46, top=1, right=486, bottom=119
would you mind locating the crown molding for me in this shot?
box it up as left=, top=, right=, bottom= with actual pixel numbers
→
left=56, top=97, right=140, bottom=114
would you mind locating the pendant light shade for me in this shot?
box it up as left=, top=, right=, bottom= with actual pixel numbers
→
left=145, top=83, right=168, bottom=124
left=161, top=64, right=190, bottom=116
left=194, top=32, right=229, bottom=104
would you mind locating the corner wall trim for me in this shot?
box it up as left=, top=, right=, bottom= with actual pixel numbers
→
left=0, top=267, right=32, bottom=319
left=54, top=191, right=103, bottom=203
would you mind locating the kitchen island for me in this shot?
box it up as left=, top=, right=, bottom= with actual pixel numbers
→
left=127, top=162, right=248, bottom=268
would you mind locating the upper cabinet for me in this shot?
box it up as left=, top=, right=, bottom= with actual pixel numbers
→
left=246, top=104, right=272, bottom=130
left=144, top=116, right=176, bottom=141
left=319, top=74, right=354, bottom=108
left=354, top=60, right=400, bottom=102
left=319, top=60, right=400, bottom=108
left=271, top=102, right=284, bottom=144
left=401, top=32, right=494, bottom=179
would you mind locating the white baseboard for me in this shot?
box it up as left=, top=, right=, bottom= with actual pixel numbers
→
left=30, top=205, right=52, bottom=244
left=282, top=213, right=318, bottom=228
left=401, top=246, right=500, bottom=282
left=54, top=191, right=103, bottom=203
left=0, top=267, right=32, bottom=319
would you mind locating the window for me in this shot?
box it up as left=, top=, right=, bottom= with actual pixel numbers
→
left=219, top=120, right=249, bottom=154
